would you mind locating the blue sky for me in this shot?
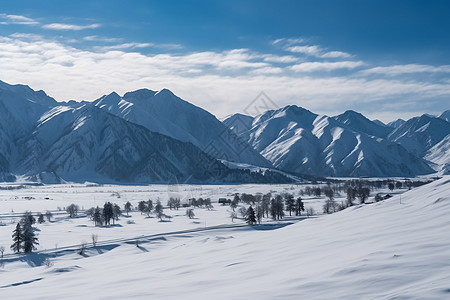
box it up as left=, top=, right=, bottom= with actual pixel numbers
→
left=0, top=0, right=449, bottom=122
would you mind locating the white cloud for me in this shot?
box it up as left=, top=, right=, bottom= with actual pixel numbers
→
left=95, top=42, right=154, bottom=50
left=0, top=34, right=448, bottom=119
left=262, top=55, right=298, bottom=63
left=0, top=14, right=39, bottom=25
left=42, top=23, right=101, bottom=30
left=362, top=64, right=450, bottom=75
left=83, top=35, right=123, bottom=43
left=290, top=61, right=365, bottom=72
left=287, top=45, right=353, bottom=59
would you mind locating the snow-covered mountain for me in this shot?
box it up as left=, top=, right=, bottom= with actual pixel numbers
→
left=387, top=118, right=406, bottom=129
left=0, top=81, right=289, bottom=184
left=424, top=134, right=450, bottom=175
left=225, top=105, right=434, bottom=177
left=93, top=89, right=270, bottom=168
left=387, top=114, right=450, bottom=157
left=333, top=110, right=392, bottom=138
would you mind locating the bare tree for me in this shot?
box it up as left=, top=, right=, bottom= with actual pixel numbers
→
left=66, top=204, right=79, bottom=218
left=91, top=234, right=98, bottom=247
left=186, top=209, right=195, bottom=219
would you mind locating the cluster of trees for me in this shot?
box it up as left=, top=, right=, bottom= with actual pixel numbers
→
left=230, top=192, right=306, bottom=224
left=10, top=212, right=39, bottom=253
left=86, top=202, right=122, bottom=226
left=137, top=200, right=166, bottom=221
left=189, top=198, right=213, bottom=210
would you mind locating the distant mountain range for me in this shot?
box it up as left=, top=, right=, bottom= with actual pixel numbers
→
left=0, top=79, right=448, bottom=183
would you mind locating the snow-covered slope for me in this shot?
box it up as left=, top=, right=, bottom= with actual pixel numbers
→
left=231, top=105, right=433, bottom=177
left=94, top=89, right=270, bottom=167
left=333, top=110, right=392, bottom=138
left=222, top=113, right=254, bottom=136
left=388, top=114, right=450, bottom=157
left=425, top=134, right=450, bottom=175
left=0, top=80, right=57, bottom=176
left=2, top=177, right=449, bottom=299
left=440, top=109, right=450, bottom=122
left=387, top=118, right=406, bottom=129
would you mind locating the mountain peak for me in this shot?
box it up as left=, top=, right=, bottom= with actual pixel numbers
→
left=123, top=88, right=157, bottom=100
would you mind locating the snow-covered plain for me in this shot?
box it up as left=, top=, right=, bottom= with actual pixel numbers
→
left=0, top=178, right=449, bottom=299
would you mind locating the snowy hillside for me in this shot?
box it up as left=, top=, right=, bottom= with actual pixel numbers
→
left=227, top=105, right=433, bottom=177
left=388, top=114, right=450, bottom=157
left=425, top=134, right=450, bottom=174
left=1, top=177, right=448, bottom=299
left=387, top=118, right=406, bottom=128
left=440, top=109, right=450, bottom=122
left=93, top=89, right=270, bottom=167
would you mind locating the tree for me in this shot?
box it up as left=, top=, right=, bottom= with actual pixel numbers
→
left=138, top=201, right=147, bottom=215
left=66, top=203, right=79, bottom=218
left=357, top=187, right=370, bottom=204
left=0, top=245, right=4, bottom=259
left=38, top=213, right=45, bottom=224
left=388, top=182, right=394, bottom=192
left=323, top=198, right=337, bottom=214
left=270, top=195, right=285, bottom=220
left=374, top=194, right=383, bottom=202
left=324, top=188, right=334, bottom=202
left=285, top=194, right=295, bottom=216
left=112, top=203, right=121, bottom=223
left=295, top=197, right=305, bottom=216
left=10, top=223, right=22, bottom=253
left=93, top=206, right=103, bottom=226
left=124, top=201, right=132, bottom=216
left=186, top=208, right=195, bottom=219
left=230, top=198, right=238, bottom=212
left=145, top=200, right=154, bottom=216
left=245, top=206, right=256, bottom=225
left=23, top=211, right=35, bottom=225
left=91, top=234, right=98, bottom=247
left=262, top=193, right=271, bottom=218
left=154, top=201, right=164, bottom=221
left=395, top=181, right=402, bottom=189
left=86, top=207, right=95, bottom=220
left=22, top=218, right=39, bottom=253
left=45, top=210, right=53, bottom=222
left=230, top=211, right=237, bottom=222
left=346, top=187, right=356, bottom=207
left=239, top=206, right=247, bottom=218
left=103, top=202, right=114, bottom=225
left=255, top=205, right=263, bottom=224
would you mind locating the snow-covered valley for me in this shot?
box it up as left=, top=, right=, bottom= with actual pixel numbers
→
left=0, top=177, right=448, bottom=299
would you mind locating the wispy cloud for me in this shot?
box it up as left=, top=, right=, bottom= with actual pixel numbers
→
left=287, top=45, right=352, bottom=59
left=42, top=23, right=101, bottom=30
left=290, top=61, right=365, bottom=72
left=362, top=64, right=450, bottom=75
left=83, top=35, right=123, bottom=43
left=0, top=13, right=39, bottom=25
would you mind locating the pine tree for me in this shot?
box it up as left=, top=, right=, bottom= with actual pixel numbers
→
left=112, top=204, right=121, bottom=223
left=154, top=201, right=164, bottom=221
left=11, top=223, right=22, bottom=253
left=93, top=206, right=103, bottom=226
left=285, top=194, right=295, bottom=216
left=138, top=201, right=147, bottom=215
left=124, top=201, right=132, bottom=216
left=22, top=218, right=39, bottom=253
left=38, top=213, right=45, bottom=224
left=295, top=197, right=305, bottom=216
left=245, top=206, right=257, bottom=225
left=145, top=200, right=153, bottom=217
left=103, top=202, right=114, bottom=225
